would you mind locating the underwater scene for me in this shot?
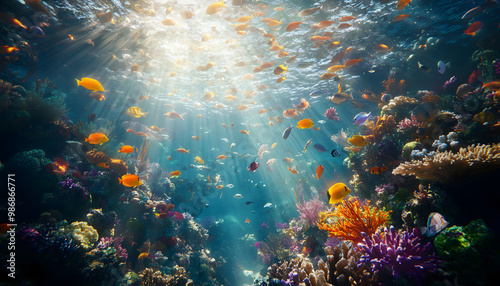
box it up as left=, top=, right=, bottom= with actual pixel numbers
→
left=1, top=0, right=500, bottom=285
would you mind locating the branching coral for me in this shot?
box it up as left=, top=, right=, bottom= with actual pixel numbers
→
left=23, top=78, right=68, bottom=123
left=357, top=226, right=441, bottom=283
left=382, top=76, right=406, bottom=94
left=257, top=232, right=296, bottom=265
left=318, top=197, right=390, bottom=243
left=266, top=242, right=377, bottom=286
left=392, top=143, right=500, bottom=183
left=363, top=114, right=396, bottom=143
left=296, top=196, right=327, bottom=228
left=381, top=96, right=418, bottom=114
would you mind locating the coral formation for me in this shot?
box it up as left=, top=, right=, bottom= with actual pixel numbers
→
left=357, top=226, right=441, bottom=282
left=85, top=150, right=110, bottom=165
left=381, top=96, right=418, bottom=114
left=393, top=143, right=500, bottom=183
left=296, top=196, right=327, bottom=228
left=318, top=197, right=390, bottom=243
left=138, top=266, right=193, bottom=286
left=8, top=149, right=51, bottom=173
left=324, top=107, right=340, bottom=121
left=62, top=221, right=99, bottom=249
left=108, top=158, right=128, bottom=175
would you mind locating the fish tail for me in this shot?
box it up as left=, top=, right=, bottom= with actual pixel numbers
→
left=187, top=149, right=190, bottom=153
left=118, top=178, right=122, bottom=185
left=142, top=112, right=149, bottom=117
left=85, top=137, right=89, bottom=142
left=76, top=78, right=81, bottom=86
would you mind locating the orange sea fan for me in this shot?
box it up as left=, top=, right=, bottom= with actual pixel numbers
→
left=317, top=197, right=390, bottom=243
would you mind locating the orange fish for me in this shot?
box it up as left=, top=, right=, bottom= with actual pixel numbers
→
left=337, top=23, right=352, bottom=29
left=258, top=109, right=267, bottom=114
left=126, top=129, right=135, bottom=133
left=316, top=165, right=324, bottom=179
left=373, top=44, right=393, bottom=53
left=344, top=58, right=363, bottom=67
left=221, top=124, right=227, bottom=127
left=283, top=158, right=293, bottom=163
left=216, top=185, right=223, bottom=189
left=316, top=20, right=335, bottom=28
left=245, top=218, right=251, bottom=223
left=0, top=12, right=28, bottom=30
left=370, top=166, right=388, bottom=175
left=170, top=170, right=181, bottom=177
left=288, top=166, right=299, bottom=174
left=310, top=36, right=330, bottom=42
left=135, top=132, right=147, bottom=137
left=283, top=109, right=299, bottom=118
left=392, top=14, right=410, bottom=22
left=138, top=252, right=149, bottom=259
left=396, top=0, right=412, bottom=10
left=296, top=99, right=309, bottom=113
left=85, top=133, right=109, bottom=145
left=97, top=162, right=110, bottom=168
left=260, top=62, right=274, bottom=69
left=118, top=145, right=134, bottom=153
left=285, top=21, right=302, bottom=32
left=192, top=136, right=201, bottom=141
left=119, top=174, right=142, bottom=188
left=464, top=21, right=484, bottom=36
left=89, top=92, right=105, bottom=101
left=240, top=130, right=250, bottom=135
left=138, top=95, right=149, bottom=101
left=0, top=45, right=19, bottom=54
left=217, top=155, right=227, bottom=160
left=167, top=156, right=172, bottom=160
left=176, top=148, right=190, bottom=153
left=482, top=81, right=500, bottom=90
left=164, top=112, right=184, bottom=120
left=339, top=16, right=356, bottom=22
left=150, top=126, right=162, bottom=132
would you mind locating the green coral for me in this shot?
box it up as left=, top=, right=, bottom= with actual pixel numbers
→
left=8, top=149, right=51, bottom=173
left=434, top=219, right=496, bottom=284
left=472, top=50, right=500, bottom=82
left=23, top=78, right=68, bottom=124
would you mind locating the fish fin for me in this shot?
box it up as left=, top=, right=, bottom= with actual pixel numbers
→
left=390, top=46, right=394, bottom=52
left=118, top=178, right=122, bottom=185
left=111, top=18, right=115, bottom=24
left=76, top=78, right=81, bottom=86
left=85, top=137, right=89, bottom=142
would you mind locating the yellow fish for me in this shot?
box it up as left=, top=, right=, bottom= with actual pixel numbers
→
left=327, top=183, right=351, bottom=204
left=76, top=78, right=104, bottom=92
left=237, top=15, right=253, bottom=22
left=119, top=174, right=142, bottom=188
left=85, top=133, right=109, bottom=145
left=138, top=252, right=149, bottom=259
left=348, top=135, right=368, bottom=147
left=206, top=0, right=225, bottom=15
left=297, top=118, right=314, bottom=129
left=194, top=156, right=204, bottom=164
left=274, top=65, right=288, bottom=75
left=170, top=171, right=181, bottom=178
left=125, top=107, right=148, bottom=118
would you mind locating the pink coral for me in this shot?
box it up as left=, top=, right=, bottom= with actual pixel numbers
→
left=296, top=196, right=327, bottom=227
left=325, top=107, right=340, bottom=121
left=397, top=115, right=420, bottom=130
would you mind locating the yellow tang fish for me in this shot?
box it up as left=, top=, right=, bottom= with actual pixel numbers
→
left=125, top=107, right=148, bottom=118
left=76, top=77, right=104, bottom=92
left=194, top=156, right=204, bottom=164
left=138, top=252, right=149, bottom=259
left=348, top=135, right=368, bottom=147
left=327, top=183, right=351, bottom=205
left=206, top=0, right=225, bottom=15
left=85, top=133, right=109, bottom=145
left=119, top=174, right=142, bottom=188
left=297, top=118, right=314, bottom=129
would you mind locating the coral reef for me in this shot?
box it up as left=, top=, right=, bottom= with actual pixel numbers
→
left=296, top=196, right=327, bottom=228
left=318, top=197, right=390, bottom=243
left=85, top=150, right=110, bottom=165
left=257, top=232, right=296, bottom=265
left=8, top=149, right=51, bottom=173
left=357, top=226, right=441, bottom=283
left=393, top=143, right=500, bottom=183
left=324, top=107, right=340, bottom=121
left=138, top=266, right=193, bottom=285
left=381, top=96, right=418, bottom=115
left=62, top=221, right=99, bottom=249
left=108, top=158, right=128, bottom=175
left=22, top=78, right=68, bottom=124
left=363, top=114, right=396, bottom=143
left=433, top=220, right=496, bottom=285
left=265, top=242, right=377, bottom=286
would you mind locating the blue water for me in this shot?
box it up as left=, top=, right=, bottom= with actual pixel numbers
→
left=1, top=0, right=500, bottom=284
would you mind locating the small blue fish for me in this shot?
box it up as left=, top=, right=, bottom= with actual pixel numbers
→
left=423, top=212, right=449, bottom=237
left=282, top=126, right=293, bottom=140
left=313, top=143, right=328, bottom=153
left=353, top=112, right=371, bottom=125
left=309, top=90, right=326, bottom=98
left=29, top=26, right=45, bottom=38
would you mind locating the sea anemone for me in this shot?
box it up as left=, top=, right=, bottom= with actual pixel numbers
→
left=324, top=107, right=340, bottom=121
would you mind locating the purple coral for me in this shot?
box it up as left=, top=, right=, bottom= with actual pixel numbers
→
left=357, top=226, right=440, bottom=282
left=324, top=107, right=340, bottom=121
left=397, top=115, right=420, bottom=130
left=58, top=177, right=79, bottom=189
left=374, top=183, right=395, bottom=196
left=295, top=196, right=326, bottom=227
left=97, top=237, right=128, bottom=261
